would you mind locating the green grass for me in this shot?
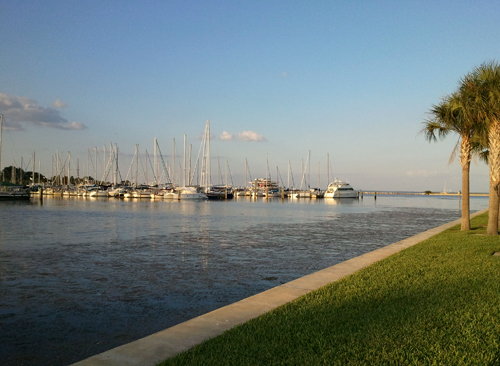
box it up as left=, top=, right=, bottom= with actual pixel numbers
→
left=158, top=213, right=500, bottom=365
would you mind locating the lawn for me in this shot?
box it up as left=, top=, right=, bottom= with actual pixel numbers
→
left=158, top=212, right=500, bottom=365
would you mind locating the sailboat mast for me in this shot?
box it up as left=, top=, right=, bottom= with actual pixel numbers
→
left=308, top=150, right=311, bottom=189
left=94, top=147, right=98, bottom=185
left=145, top=150, right=149, bottom=185
left=115, top=143, right=119, bottom=185
left=207, top=120, right=211, bottom=188
left=56, top=150, right=59, bottom=185
left=0, top=114, right=3, bottom=183
left=68, top=152, right=71, bottom=186
left=172, top=138, right=175, bottom=186
left=135, top=144, right=139, bottom=187
left=189, top=144, right=192, bottom=186
left=103, top=145, right=106, bottom=183
left=318, top=162, right=320, bottom=190
left=32, top=152, right=35, bottom=186
left=327, top=153, right=329, bottom=187
left=217, top=158, right=221, bottom=185
left=87, top=149, right=90, bottom=183
left=183, top=134, right=186, bottom=187
left=154, top=138, right=158, bottom=185
left=288, top=160, right=290, bottom=190
left=300, top=158, right=304, bottom=190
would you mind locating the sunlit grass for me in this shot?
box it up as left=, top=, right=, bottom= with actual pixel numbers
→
left=158, top=212, right=500, bottom=365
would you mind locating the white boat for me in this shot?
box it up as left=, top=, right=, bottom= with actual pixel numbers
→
left=176, top=186, right=207, bottom=200
left=310, top=188, right=324, bottom=198
left=150, top=187, right=175, bottom=199
left=133, top=189, right=153, bottom=198
left=43, top=187, right=55, bottom=195
left=292, top=190, right=311, bottom=198
left=107, top=186, right=127, bottom=197
left=62, top=186, right=78, bottom=196
left=251, top=178, right=280, bottom=197
left=89, top=188, right=109, bottom=197
left=123, top=185, right=153, bottom=198
left=324, top=179, right=358, bottom=198
left=236, top=189, right=251, bottom=197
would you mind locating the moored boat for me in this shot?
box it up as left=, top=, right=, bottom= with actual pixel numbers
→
left=177, top=186, right=207, bottom=200
left=206, top=185, right=234, bottom=200
left=324, top=178, right=358, bottom=198
left=0, top=186, right=30, bottom=200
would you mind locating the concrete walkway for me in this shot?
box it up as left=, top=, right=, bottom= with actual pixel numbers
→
left=72, top=209, right=488, bottom=366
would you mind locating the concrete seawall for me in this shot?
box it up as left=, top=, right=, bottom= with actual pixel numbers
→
left=72, top=209, right=488, bottom=366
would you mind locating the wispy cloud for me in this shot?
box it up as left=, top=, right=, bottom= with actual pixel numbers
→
left=220, top=131, right=234, bottom=140
left=237, top=130, right=266, bottom=142
left=52, top=99, right=68, bottom=108
left=0, top=93, right=87, bottom=131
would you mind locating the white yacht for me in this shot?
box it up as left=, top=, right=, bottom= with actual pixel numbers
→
left=89, top=188, right=109, bottom=197
left=165, top=186, right=207, bottom=200
left=324, top=179, right=358, bottom=198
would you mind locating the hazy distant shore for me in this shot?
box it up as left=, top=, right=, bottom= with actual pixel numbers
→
left=362, top=191, right=488, bottom=196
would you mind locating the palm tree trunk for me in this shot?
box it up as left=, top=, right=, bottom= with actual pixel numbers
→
left=487, top=119, right=500, bottom=235
left=460, top=137, right=471, bottom=231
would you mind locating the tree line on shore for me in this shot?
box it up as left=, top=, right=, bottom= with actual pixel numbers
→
left=0, top=166, right=133, bottom=187
left=423, top=61, right=500, bottom=235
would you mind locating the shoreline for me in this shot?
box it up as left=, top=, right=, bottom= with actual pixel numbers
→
left=363, top=191, right=488, bottom=197
left=71, top=208, right=489, bottom=366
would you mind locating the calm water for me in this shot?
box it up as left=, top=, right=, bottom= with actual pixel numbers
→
left=0, top=195, right=489, bottom=365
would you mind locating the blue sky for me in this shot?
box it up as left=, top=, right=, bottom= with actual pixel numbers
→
left=1, top=0, right=498, bottom=191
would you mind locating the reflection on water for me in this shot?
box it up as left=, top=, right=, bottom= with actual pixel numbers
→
left=0, top=195, right=488, bottom=365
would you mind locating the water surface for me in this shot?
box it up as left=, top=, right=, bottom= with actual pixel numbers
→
left=0, top=195, right=488, bottom=365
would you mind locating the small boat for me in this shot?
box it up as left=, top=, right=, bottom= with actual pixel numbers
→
left=107, top=186, right=125, bottom=197
left=236, top=189, right=252, bottom=197
left=206, top=185, right=234, bottom=200
left=177, top=186, right=207, bottom=200
left=324, top=179, right=358, bottom=198
left=0, top=186, right=30, bottom=200
left=123, top=185, right=153, bottom=198
left=150, top=187, right=175, bottom=199
left=310, top=188, right=324, bottom=199
left=251, top=178, right=280, bottom=198
left=89, top=187, right=109, bottom=197
left=62, top=186, right=78, bottom=196
left=43, top=187, right=55, bottom=195
left=292, top=190, right=311, bottom=199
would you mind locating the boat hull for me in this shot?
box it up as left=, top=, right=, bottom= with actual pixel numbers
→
left=324, top=191, right=358, bottom=198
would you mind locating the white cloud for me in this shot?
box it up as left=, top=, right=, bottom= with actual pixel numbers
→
left=238, top=130, right=266, bottom=142
left=220, top=131, right=234, bottom=140
left=0, top=93, right=87, bottom=131
left=53, top=99, right=68, bottom=108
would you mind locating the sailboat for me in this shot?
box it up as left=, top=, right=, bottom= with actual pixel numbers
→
left=292, top=151, right=312, bottom=198
left=0, top=115, right=30, bottom=200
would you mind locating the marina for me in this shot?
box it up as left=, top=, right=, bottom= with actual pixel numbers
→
left=0, top=194, right=489, bottom=365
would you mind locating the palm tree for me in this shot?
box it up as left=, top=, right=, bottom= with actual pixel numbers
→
left=422, top=92, right=481, bottom=231
left=461, top=62, right=500, bottom=235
